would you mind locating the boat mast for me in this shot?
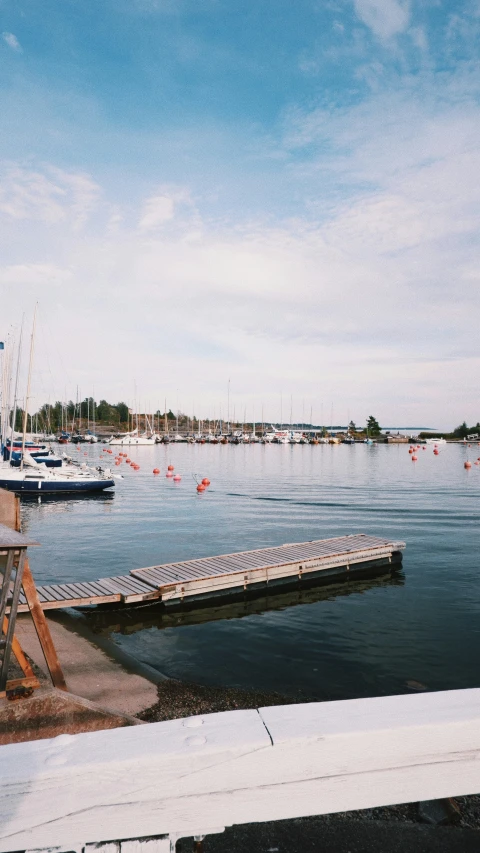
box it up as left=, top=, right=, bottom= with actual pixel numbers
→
left=227, top=378, right=230, bottom=433
left=9, top=319, right=23, bottom=455
left=0, top=333, right=12, bottom=449
left=20, top=304, right=37, bottom=470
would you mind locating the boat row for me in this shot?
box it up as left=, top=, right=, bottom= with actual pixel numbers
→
left=106, top=427, right=361, bottom=445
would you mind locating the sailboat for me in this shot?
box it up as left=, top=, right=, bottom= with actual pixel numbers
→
left=0, top=450, right=116, bottom=493
left=0, top=313, right=117, bottom=494
left=108, top=428, right=157, bottom=446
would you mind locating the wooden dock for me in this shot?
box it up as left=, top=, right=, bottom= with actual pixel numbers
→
left=15, top=534, right=405, bottom=613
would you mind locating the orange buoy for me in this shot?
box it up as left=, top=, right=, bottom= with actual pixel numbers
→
left=412, top=455, right=418, bottom=461
left=76, top=446, right=80, bottom=451
left=115, top=461, right=121, bottom=466
left=465, top=461, right=472, bottom=469
left=408, top=448, right=413, bottom=454
left=196, top=483, right=206, bottom=492
left=173, top=474, right=181, bottom=481
left=168, top=464, right=174, bottom=471
left=153, top=468, right=160, bottom=474
left=433, top=449, right=439, bottom=455
left=166, top=471, right=173, bottom=478
left=107, top=449, right=113, bottom=454
left=475, top=461, right=480, bottom=466
left=126, top=457, right=131, bottom=463
left=422, top=447, right=426, bottom=450
left=201, top=478, right=210, bottom=486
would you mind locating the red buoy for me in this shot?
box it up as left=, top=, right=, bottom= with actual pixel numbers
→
left=166, top=471, right=173, bottom=478
left=412, top=455, right=418, bottom=461
left=196, top=483, right=206, bottom=492
left=115, top=461, right=121, bottom=466
left=408, top=448, right=413, bottom=454
left=173, top=474, right=181, bottom=481
left=126, top=458, right=131, bottom=463
left=168, top=464, right=174, bottom=471
left=465, top=461, right=472, bottom=469
left=201, top=478, right=210, bottom=486
left=153, top=468, right=160, bottom=474
left=433, top=449, right=439, bottom=455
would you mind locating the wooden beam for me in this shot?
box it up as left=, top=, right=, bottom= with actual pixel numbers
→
left=2, top=616, right=37, bottom=680
left=1, top=688, right=480, bottom=851
left=21, top=559, right=67, bottom=691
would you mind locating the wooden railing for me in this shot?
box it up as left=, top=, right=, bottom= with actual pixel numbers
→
left=1, top=688, right=479, bottom=853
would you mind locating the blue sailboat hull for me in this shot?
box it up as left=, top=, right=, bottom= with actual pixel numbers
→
left=0, top=478, right=115, bottom=493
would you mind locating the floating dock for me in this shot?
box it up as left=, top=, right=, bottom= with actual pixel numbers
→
left=15, top=534, right=405, bottom=613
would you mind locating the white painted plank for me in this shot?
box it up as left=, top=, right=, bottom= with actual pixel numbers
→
left=0, top=710, right=270, bottom=851
left=1, top=690, right=479, bottom=852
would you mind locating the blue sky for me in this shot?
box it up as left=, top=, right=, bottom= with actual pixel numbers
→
left=1, top=0, right=479, bottom=427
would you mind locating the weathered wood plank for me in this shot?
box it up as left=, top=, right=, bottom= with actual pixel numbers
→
left=21, top=559, right=67, bottom=691
left=0, top=689, right=479, bottom=852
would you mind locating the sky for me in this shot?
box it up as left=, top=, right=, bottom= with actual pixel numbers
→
left=1, top=0, right=479, bottom=429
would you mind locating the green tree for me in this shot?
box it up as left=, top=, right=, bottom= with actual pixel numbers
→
left=453, top=421, right=469, bottom=438
left=366, top=415, right=381, bottom=436
left=115, top=402, right=129, bottom=424
left=348, top=420, right=356, bottom=434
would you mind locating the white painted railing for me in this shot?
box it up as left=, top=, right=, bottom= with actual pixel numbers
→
left=1, top=688, right=480, bottom=853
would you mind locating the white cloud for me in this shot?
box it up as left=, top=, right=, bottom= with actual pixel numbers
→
left=0, top=164, right=100, bottom=227
left=2, top=66, right=480, bottom=430
left=48, top=168, right=101, bottom=228
left=138, top=194, right=175, bottom=231
left=0, top=263, right=73, bottom=286
left=137, top=186, right=197, bottom=232
left=2, top=32, right=22, bottom=52
left=353, top=0, right=411, bottom=40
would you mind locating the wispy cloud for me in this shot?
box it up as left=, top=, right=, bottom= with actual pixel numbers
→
left=2, top=32, right=22, bottom=52
left=137, top=187, right=197, bottom=233
left=138, top=194, right=175, bottom=231
left=0, top=263, right=73, bottom=286
left=0, top=165, right=101, bottom=228
left=352, top=0, right=411, bottom=40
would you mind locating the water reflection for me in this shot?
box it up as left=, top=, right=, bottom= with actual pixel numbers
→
left=85, top=570, right=405, bottom=637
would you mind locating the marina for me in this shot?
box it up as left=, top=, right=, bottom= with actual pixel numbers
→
left=12, top=438, right=480, bottom=702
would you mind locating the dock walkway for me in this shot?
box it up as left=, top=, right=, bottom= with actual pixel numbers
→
left=16, top=534, right=405, bottom=613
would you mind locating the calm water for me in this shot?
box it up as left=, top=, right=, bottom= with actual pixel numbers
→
left=20, top=442, right=480, bottom=701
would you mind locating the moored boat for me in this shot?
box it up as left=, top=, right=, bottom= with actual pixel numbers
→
left=108, top=429, right=158, bottom=446
left=0, top=451, right=117, bottom=493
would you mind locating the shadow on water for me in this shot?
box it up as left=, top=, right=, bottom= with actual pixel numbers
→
left=83, top=569, right=405, bottom=637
